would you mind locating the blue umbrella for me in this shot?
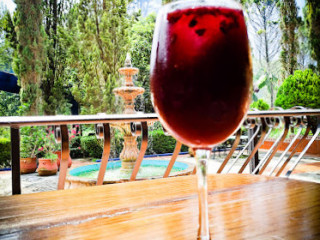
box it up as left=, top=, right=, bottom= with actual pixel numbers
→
left=0, top=71, right=20, bottom=94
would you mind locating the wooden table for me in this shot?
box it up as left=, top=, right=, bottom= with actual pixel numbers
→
left=0, top=174, right=319, bottom=239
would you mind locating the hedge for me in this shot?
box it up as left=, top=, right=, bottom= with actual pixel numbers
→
left=141, top=130, right=188, bottom=155
left=70, top=147, right=86, bottom=159
left=78, top=130, right=187, bottom=159
left=0, top=130, right=188, bottom=166
left=80, top=136, right=103, bottom=159
left=0, top=138, right=11, bottom=168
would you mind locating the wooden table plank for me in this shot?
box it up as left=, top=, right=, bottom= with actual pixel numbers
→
left=0, top=174, right=270, bottom=232
left=0, top=174, right=319, bottom=239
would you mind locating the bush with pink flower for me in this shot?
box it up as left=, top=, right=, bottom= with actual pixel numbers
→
left=20, top=127, right=46, bottom=158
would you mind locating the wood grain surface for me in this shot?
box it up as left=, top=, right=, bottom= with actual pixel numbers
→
left=0, top=174, right=319, bottom=239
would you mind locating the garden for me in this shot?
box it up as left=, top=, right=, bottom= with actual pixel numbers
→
left=0, top=0, right=319, bottom=173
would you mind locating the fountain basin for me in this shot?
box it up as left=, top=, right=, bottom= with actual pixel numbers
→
left=65, top=159, right=194, bottom=189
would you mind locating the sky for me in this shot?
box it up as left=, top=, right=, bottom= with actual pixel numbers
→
left=0, top=0, right=15, bottom=13
left=0, top=0, right=307, bottom=16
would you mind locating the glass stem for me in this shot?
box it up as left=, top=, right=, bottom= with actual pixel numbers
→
left=195, top=149, right=211, bottom=240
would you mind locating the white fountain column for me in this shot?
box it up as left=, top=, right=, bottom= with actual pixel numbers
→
left=113, top=54, right=145, bottom=174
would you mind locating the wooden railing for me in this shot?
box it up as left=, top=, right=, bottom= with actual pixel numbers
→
left=0, top=108, right=319, bottom=195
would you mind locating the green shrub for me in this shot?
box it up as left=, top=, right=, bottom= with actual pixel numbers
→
left=70, top=136, right=81, bottom=148
left=275, top=69, right=320, bottom=134
left=80, top=136, right=103, bottom=158
left=0, top=138, right=11, bottom=168
left=140, top=130, right=188, bottom=155
left=78, top=129, right=189, bottom=159
left=110, top=129, right=124, bottom=158
left=150, top=130, right=176, bottom=154
left=70, top=136, right=85, bottom=158
left=250, top=99, right=270, bottom=110
left=0, top=127, right=10, bottom=139
left=70, top=147, right=85, bottom=159
left=275, top=69, right=320, bottom=109
left=20, top=126, right=46, bottom=158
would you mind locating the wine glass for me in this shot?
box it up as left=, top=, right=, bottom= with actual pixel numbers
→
left=150, top=0, right=252, bottom=239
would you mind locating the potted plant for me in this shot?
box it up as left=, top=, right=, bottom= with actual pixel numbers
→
left=20, top=127, right=44, bottom=174
left=36, top=127, right=59, bottom=176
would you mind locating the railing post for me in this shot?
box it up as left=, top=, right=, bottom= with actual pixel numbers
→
left=96, top=123, right=111, bottom=185
left=57, top=125, right=70, bottom=190
left=130, top=122, right=148, bottom=181
left=10, top=126, right=21, bottom=195
left=249, top=126, right=259, bottom=173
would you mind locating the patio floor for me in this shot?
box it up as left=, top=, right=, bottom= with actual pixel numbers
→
left=0, top=152, right=319, bottom=196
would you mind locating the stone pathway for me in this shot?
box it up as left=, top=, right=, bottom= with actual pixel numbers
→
left=0, top=158, right=93, bottom=195
left=0, top=154, right=319, bottom=196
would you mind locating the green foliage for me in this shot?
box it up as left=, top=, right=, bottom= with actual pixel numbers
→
left=275, top=69, right=320, bottom=109
left=2, top=10, right=17, bottom=50
left=71, top=129, right=123, bottom=159
left=66, top=0, right=130, bottom=114
left=40, top=0, right=72, bottom=115
left=111, top=129, right=124, bottom=157
left=80, top=136, right=103, bottom=158
left=0, top=8, right=14, bottom=72
left=43, top=152, right=58, bottom=161
left=70, top=147, right=84, bottom=159
left=0, top=137, right=11, bottom=168
left=162, top=0, right=172, bottom=4
left=253, top=73, right=279, bottom=106
left=243, top=0, right=280, bottom=107
left=19, top=83, right=41, bottom=115
left=279, top=0, right=299, bottom=78
left=33, top=126, right=60, bottom=158
left=70, top=135, right=81, bottom=148
left=70, top=135, right=86, bottom=158
left=14, top=0, right=45, bottom=115
left=296, top=12, right=310, bottom=70
left=129, top=13, right=156, bottom=113
left=79, top=129, right=188, bottom=159
left=20, top=126, right=45, bottom=158
left=144, top=130, right=188, bottom=155
left=0, top=127, right=9, bottom=139
left=250, top=99, right=270, bottom=110
left=0, top=91, right=20, bottom=116
left=305, top=0, right=320, bottom=72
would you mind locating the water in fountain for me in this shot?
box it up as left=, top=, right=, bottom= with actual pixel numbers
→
left=69, top=160, right=192, bottom=182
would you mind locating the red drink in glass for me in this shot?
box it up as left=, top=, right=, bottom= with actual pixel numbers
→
left=150, top=4, right=252, bottom=148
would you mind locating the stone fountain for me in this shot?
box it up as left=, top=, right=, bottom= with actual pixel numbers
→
left=112, top=54, right=145, bottom=173
left=65, top=54, right=194, bottom=188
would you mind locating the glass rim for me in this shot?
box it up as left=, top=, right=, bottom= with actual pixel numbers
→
left=163, top=0, right=243, bottom=13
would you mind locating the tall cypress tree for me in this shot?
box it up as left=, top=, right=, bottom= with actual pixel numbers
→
left=0, top=9, right=14, bottom=72
left=66, top=0, right=129, bottom=114
left=129, top=13, right=156, bottom=113
left=305, top=0, right=320, bottom=73
left=14, top=0, right=45, bottom=115
left=279, top=0, right=299, bottom=79
left=41, top=0, right=71, bottom=115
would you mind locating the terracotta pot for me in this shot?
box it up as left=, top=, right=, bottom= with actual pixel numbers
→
left=55, top=151, right=72, bottom=168
left=20, top=157, right=37, bottom=174
left=37, top=158, right=58, bottom=176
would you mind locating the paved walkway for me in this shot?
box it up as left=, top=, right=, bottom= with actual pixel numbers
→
left=0, top=153, right=319, bottom=196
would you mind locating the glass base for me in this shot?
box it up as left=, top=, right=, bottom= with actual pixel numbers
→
left=195, top=149, right=211, bottom=240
